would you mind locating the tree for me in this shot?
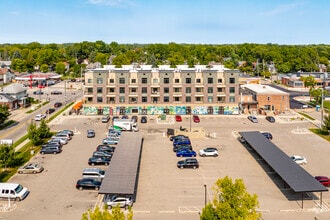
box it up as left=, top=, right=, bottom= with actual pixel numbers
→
left=0, top=144, right=15, bottom=169
left=82, top=205, right=133, bottom=220
left=300, top=76, right=316, bottom=89
left=55, top=62, right=66, bottom=75
left=40, top=64, right=49, bottom=73
left=200, top=176, right=261, bottom=220
left=0, top=105, right=10, bottom=124
left=322, top=112, right=330, bottom=132
left=27, top=122, right=42, bottom=146
left=38, top=119, right=51, bottom=139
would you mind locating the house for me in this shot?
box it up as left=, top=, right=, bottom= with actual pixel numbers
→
left=0, top=68, right=15, bottom=84
left=0, top=93, right=19, bottom=109
left=2, top=83, right=29, bottom=108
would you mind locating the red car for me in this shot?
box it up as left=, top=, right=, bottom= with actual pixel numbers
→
left=175, top=115, right=182, bottom=122
left=38, top=85, right=46, bottom=88
left=315, top=176, right=330, bottom=187
left=193, top=115, right=200, bottom=123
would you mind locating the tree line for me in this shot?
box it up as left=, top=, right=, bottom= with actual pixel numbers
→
left=1, top=42, right=330, bottom=78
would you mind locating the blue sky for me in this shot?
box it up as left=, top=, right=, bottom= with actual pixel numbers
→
left=1, top=0, right=329, bottom=45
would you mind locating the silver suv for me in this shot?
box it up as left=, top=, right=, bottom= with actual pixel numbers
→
left=104, top=195, right=133, bottom=209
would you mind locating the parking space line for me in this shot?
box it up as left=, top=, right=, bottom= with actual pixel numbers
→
left=159, top=210, right=175, bottom=214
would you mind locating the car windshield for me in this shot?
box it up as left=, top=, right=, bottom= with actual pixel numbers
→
left=15, top=184, right=24, bottom=193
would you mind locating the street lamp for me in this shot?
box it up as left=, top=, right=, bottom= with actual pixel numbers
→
left=204, top=184, right=207, bottom=207
left=320, top=87, right=324, bottom=128
left=190, top=112, right=192, bottom=132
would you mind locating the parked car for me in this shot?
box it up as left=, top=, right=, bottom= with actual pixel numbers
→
left=193, top=115, right=200, bottom=123
left=17, top=163, right=44, bottom=174
left=87, top=129, right=95, bottom=138
left=104, top=195, right=133, bottom=209
left=291, top=155, right=307, bottom=165
left=173, top=138, right=191, bottom=147
left=265, top=116, right=275, bottom=123
left=42, top=142, right=62, bottom=149
left=40, top=145, right=62, bottom=154
left=140, top=116, right=147, bottom=123
left=45, top=108, right=55, bottom=114
left=92, top=151, right=113, bottom=159
left=35, top=114, right=46, bottom=121
left=50, top=90, right=62, bottom=95
left=102, top=137, right=118, bottom=145
left=76, top=178, right=102, bottom=190
left=108, top=128, right=122, bottom=136
left=59, top=129, right=74, bottom=137
left=101, top=115, right=110, bottom=123
left=199, top=147, right=219, bottom=157
left=33, top=90, right=44, bottom=95
left=173, top=144, right=193, bottom=152
left=54, top=102, right=63, bottom=108
left=261, top=132, right=273, bottom=140
left=175, top=115, right=182, bottom=122
left=48, top=137, right=67, bottom=145
left=88, top=156, right=111, bottom=166
left=247, top=116, right=258, bottom=123
left=96, top=145, right=116, bottom=153
left=170, top=135, right=188, bottom=142
left=315, top=176, right=330, bottom=187
left=53, top=132, right=72, bottom=141
left=177, top=158, right=199, bottom=169
left=122, top=115, right=129, bottom=119
left=112, top=116, right=119, bottom=122
left=176, top=149, right=197, bottom=157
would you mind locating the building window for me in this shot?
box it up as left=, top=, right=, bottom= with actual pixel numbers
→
left=142, top=96, right=148, bottom=103
left=96, top=78, right=103, bottom=84
left=109, top=79, right=114, bottom=83
left=119, top=97, right=125, bottom=103
left=97, top=87, right=102, bottom=94
left=164, top=87, right=169, bottom=93
left=119, top=78, right=125, bottom=84
left=196, top=78, right=201, bottom=83
left=229, top=96, right=235, bottom=102
left=207, top=78, right=213, bottom=84
left=217, top=97, right=224, bottom=102
left=87, top=79, right=92, bottom=83
left=195, top=97, right=203, bottom=102
left=196, top=88, right=203, bottom=93
left=174, top=88, right=180, bottom=93
left=217, top=87, right=223, bottom=92
left=186, top=78, right=191, bottom=84
left=164, top=78, right=170, bottom=84
left=218, top=79, right=223, bottom=83
left=186, top=87, right=191, bottom=93
left=229, top=78, right=235, bottom=84
left=141, top=87, right=147, bottom=93
left=131, top=88, right=137, bottom=93
left=175, top=78, right=180, bottom=83
left=109, top=88, right=115, bottom=93
left=207, top=87, right=213, bottom=93
left=208, top=96, right=213, bottom=103
left=109, top=97, right=115, bottom=103
left=164, top=96, right=169, bottom=102
left=267, top=96, right=270, bottom=101
left=186, top=96, right=191, bottom=102
left=131, top=78, right=136, bottom=83
left=229, top=87, right=235, bottom=93
left=153, top=78, right=158, bottom=83
left=87, top=88, right=93, bottom=94
left=119, top=87, right=125, bottom=94
left=142, top=78, right=148, bottom=84
left=97, top=97, right=103, bottom=103
left=174, top=97, right=180, bottom=102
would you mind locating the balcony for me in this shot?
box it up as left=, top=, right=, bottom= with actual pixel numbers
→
left=195, top=92, right=204, bottom=97
left=216, top=92, right=226, bottom=96
left=173, top=92, right=182, bottom=97
left=128, top=93, right=138, bottom=97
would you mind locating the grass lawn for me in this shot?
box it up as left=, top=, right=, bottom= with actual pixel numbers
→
left=310, top=128, right=330, bottom=142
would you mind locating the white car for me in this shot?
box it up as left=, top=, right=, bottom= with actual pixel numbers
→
left=247, top=116, right=258, bottom=123
left=291, top=155, right=307, bottom=165
left=199, top=147, right=219, bottom=157
left=35, top=114, right=46, bottom=121
left=105, top=195, right=133, bottom=208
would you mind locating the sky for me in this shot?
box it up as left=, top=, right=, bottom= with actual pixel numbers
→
left=1, top=0, right=330, bottom=45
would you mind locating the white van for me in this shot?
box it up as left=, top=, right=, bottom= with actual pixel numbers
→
left=82, top=168, right=105, bottom=180
left=0, top=183, right=29, bottom=201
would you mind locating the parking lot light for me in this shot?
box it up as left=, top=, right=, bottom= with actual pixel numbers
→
left=204, top=184, right=207, bottom=207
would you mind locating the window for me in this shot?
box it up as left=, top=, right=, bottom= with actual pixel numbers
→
left=207, top=78, right=213, bottom=84
left=207, top=87, right=213, bottom=93
left=196, top=78, right=201, bottom=83
left=109, top=79, right=114, bottom=83
left=174, top=88, right=180, bottom=92
left=174, top=97, right=180, bottom=102
left=217, top=97, right=224, bottom=102
left=153, top=78, right=158, bottom=83
left=267, top=96, right=270, bottom=101
left=96, top=78, right=103, bottom=84
left=217, top=87, right=223, bottom=92
left=218, top=79, right=223, bottom=83
left=109, top=88, right=115, bottom=93
left=164, top=87, right=169, bottom=93
left=142, top=78, right=148, bottom=84
left=164, top=78, right=169, bottom=84
left=229, top=87, right=235, bottom=93
left=97, top=87, right=102, bottom=94
left=195, top=97, right=203, bottom=102
left=131, top=88, right=137, bottom=93
left=141, top=87, right=147, bottom=93
left=208, top=96, right=213, bottom=103
left=164, top=96, right=169, bottom=102
left=119, top=97, right=125, bottom=103
left=175, top=78, right=180, bottom=83
left=87, top=79, right=92, bottom=83
left=196, top=88, right=203, bottom=93
left=229, top=78, right=235, bottom=84
left=131, top=78, right=136, bottom=83
left=119, top=78, right=125, bottom=84
left=119, top=87, right=125, bottom=94
left=142, top=97, right=148, bottom=103
left=87, top=88, right=93, bottom=94
left=229, top=96, right=235, bottom=102
left=97, top=97, right=103, bottom=103
left=186, top=78, right=191, bottom=84
left=109, top=97, right=115, bottom=103
left=186, top=96, right=191, bottom=102
left=186, top=87, right=191, bottom=93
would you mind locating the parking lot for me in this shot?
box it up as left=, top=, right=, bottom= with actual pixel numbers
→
left=1, top=114, right=330, bottom=220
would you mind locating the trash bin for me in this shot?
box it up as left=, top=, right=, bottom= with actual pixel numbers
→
left=316, top=105, right=320, bottom=111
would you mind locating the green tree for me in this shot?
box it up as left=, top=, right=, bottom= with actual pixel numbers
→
left=55, top=62, right=66, bottom=75
left=300, top=76, right=316, bottom=89
left=200, top=176, right=261, bottom=220
left=0, top=105, right=10, bottom=124
left=38, top=119, right=51, bottom=139
left=40, top=64, right=49, bottom=73
left=0, top=144, right=15, bottom=169
left=27, top=122, right=42, bottom=146
left=322, top=112, right=330, bottom=132
left=82, top=205, right=133, bottom=220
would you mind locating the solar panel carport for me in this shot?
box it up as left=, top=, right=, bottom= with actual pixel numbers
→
left=99, top=132, right=143, bottom=202
left=239, top=131, right=328, bottom=208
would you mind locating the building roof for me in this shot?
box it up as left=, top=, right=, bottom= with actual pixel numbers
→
left=0, top=93, right=17, bottom=102
left=2, top=83, right=26, bottom=94
left=241, top=84, right=289, bottom=95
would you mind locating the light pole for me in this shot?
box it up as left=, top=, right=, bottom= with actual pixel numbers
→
left=190, top=112, right=192, bottom=132
left=320, top=87, right=324, bottom=128
left=204, top=184, right=207, bottom=207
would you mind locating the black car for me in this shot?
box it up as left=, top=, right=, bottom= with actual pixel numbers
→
left=177, top=158, right=199, bottom=169
left=96, top=145, right=116, bottom=153
left=33, top=90, right=44, bottom=95
left=88, top=156, right=111, bottom=166
left=265, top=116, right=275, bottom=123
left=46, top=108, right=55, bottom=114
left=76, top=178, right=102, bottom=190
left=54, top=102, right=63, bottom=108
left=170, top=135, right=189, bottom=142
left=92, top=151, right=113, bottom=159
left=51, top=90, right=62, bottom=95
left=121, top=115, right=129, bottom=119
left=262, top=132, right=273, bottom=140
left=141, top=116, right=147, bottom=123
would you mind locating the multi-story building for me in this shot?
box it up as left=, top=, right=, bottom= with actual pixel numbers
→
left=83, top=65, right=240, bottom=115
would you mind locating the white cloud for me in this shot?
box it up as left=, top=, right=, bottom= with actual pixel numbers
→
left=87, top=0, right=133, bottom=7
